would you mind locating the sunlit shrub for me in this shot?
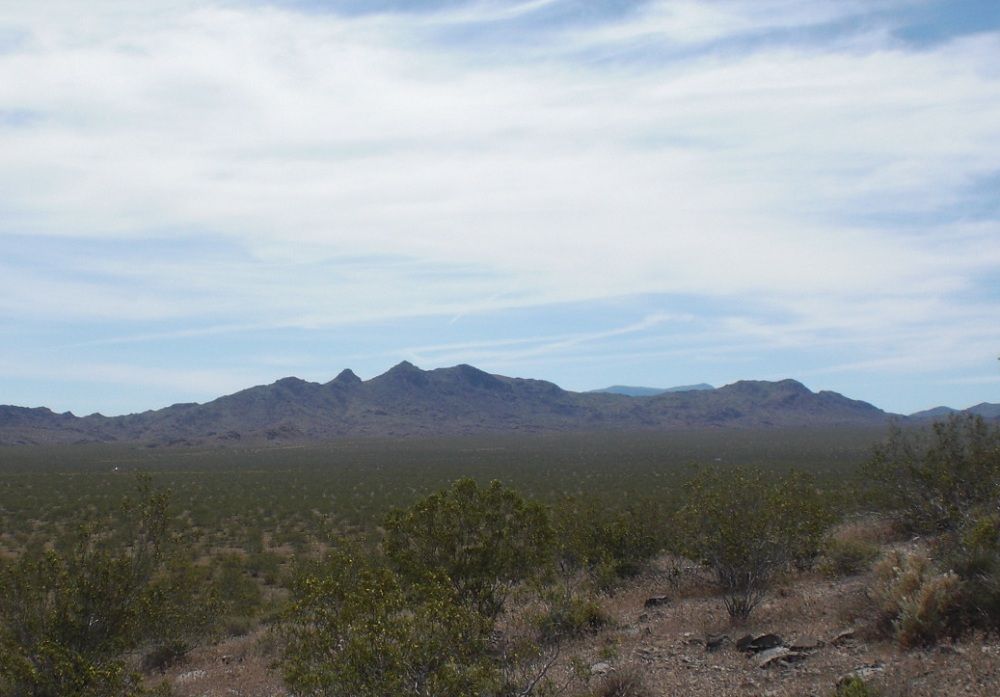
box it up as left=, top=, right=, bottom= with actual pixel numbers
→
left=281, top=545, right=498, bottom=697
left=867, top=415, right=1000, bottom=533
left=383, top=478, right=554, bottom=619
left=943, top=512, right=1000, bottom=633
left=674, top=466, right=834, bottom=620
left=0, top=479, right=189, bottom=697
left=552, top=496, right=665, bottom=589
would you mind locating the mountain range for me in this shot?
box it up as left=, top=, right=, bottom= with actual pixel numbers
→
left=0, top=362, right=994, bottom=447
left=908, top=403, right=1000, bottom=420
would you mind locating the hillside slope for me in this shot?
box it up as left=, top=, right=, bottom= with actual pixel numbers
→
left=1, top=363, right=892, bottom=446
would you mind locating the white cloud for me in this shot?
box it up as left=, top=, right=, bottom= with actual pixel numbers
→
left=0, top=0, right=998, bottom=403
left=562, top=0, right=900, bottom=48
left=399, top=311, right=692, bottom=366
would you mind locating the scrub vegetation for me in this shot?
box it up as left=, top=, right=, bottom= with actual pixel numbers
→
left=0, top=419, right=997, bottom=696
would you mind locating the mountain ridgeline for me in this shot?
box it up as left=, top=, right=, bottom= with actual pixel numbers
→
left=0, top=362, right=910, bottom=447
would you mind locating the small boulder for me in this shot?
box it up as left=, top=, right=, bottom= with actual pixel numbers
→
left=176, top=670, right=207, bottom=684
left=756, top=647, right=790, bottom=668
left=737, top=633, right=784, bottom=654
left=756, top=647, right=808, bottom=669
left=837, top=663, right=884, bottom=686
left=705, top=634, right=730, bottom=652
left=788, top=636, right=823, bottom=651
left=590, top=662, right=613, bottom=675
left=831, top=629, right=857, bottom=646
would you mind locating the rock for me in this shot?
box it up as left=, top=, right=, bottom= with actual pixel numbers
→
left=176, top=670, right=207, bottom=684
left=737, top=633, right=785, bottom=653
left=756, top=647, right=790, bottom=668
left=837, top=663, right=884, bottom=686
left=756, top=647, right=808, bottom=669
left=705, top=634, right=730, bottom=652
left=831, top=629, right=856, bottom=645
left=788, top=636, right=823, bottom=651
left=644, top=595, right=670, bottom=608
left=590, top=662, right=613, bottom=675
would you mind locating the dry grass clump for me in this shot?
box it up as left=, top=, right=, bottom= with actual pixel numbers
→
left=587, top=667, right=653, bottom=697
left=870, top=549, right=964, bottom=647
left=817, top=518, right=895, bottom=578
left=155, top=628, right=288, bottom=697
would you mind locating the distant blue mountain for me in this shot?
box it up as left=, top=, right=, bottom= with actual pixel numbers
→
left=908, top=403, right=1000, bottom=420
left=589, top=383, right=715, bottom=397
left=968, top=403, right=1000, bottom=418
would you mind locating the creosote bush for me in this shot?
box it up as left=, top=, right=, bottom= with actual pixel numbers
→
left=0, top=478, right=196, bottom=697
left=552, top=496, right=665, bottom=590
left=867, top=415, right=1000, bottom=534
left=281, top=545, right=498, bottom=697
left=383, top=478, right=554, bottom=619
left=283, top=478, right=564, bottom=697
left=675, top=466, right=833, bottom=621
left=866, top=416, right=1000, bottom=639
left=947, top=512, right=1000, bottom=632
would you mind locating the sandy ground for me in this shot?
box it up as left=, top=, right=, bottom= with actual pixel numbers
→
left=151, top=555, right=1000, bottom=697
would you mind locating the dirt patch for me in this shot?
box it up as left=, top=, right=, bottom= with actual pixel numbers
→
left=149, top=555, right=1000, bottom=696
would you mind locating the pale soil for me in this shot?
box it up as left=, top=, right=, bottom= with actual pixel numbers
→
left=150, top=557, right=1000, bottom=697
left=560, top=559, right=1000, bottom=697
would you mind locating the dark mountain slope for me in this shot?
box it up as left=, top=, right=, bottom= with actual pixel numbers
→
left=1, top=363, right=893, bottom=446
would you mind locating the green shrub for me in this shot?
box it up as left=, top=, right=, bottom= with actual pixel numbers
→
left=835, top=676, right=880, bottom=697
left=552, top=496, right=664, bottom=589
left=533, top=586, right=607, bottom=644
left=246, top=550, right=283, bottom=585
left=0, top=479, right=184, bottom=696
left=141, top=552, right=218, bottom=669
left=864, top=415, right=1000, bottom=643
left=867, top=415, right=1000, bottom=533
left=281, top=544, right=499, bottom=697
left=141, top=641, right=189, bottom=674
left=943, top=512, right=1000, bottom=632
left=383, top=478, right=554, bottom=619
left=213, top=554, right=263, bottom=621
left=675, top=466, right=833, bottom=620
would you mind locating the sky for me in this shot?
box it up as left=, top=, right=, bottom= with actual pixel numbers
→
left=1, top=0, right=999, bottom=417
